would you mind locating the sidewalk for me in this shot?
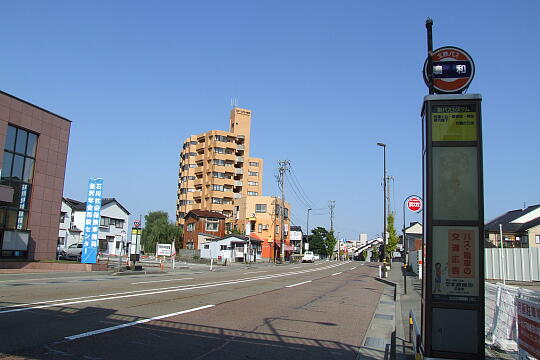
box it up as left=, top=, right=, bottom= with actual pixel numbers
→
left=361, top=262, right=420, bottom=359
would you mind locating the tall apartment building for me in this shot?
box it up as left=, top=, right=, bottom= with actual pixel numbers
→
left=176, top=107, right=263, bottom=228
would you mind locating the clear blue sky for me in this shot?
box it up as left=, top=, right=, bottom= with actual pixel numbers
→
left=1, top=1, right=539, bottom=240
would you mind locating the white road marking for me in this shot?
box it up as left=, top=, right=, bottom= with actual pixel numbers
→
left=65, top=305, right=215, bottom=340
left=243, top=271, right=267, bottom=275
left=331, top=272, right=342, bottom=276
left=286, top=280, right=312, bottom=288
left=290, top=266, right=302, bottom=269
left=351, top=267, right=357, bottom=270
left=131, top=278, right=194, bottom=285
left=0, top=263, right=348, bottom=314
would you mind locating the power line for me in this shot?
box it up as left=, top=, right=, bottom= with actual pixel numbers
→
left=289, top=168, right=316, bottom=208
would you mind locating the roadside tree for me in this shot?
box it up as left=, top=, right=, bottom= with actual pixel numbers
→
left=141, top=211, right=182, bottom=253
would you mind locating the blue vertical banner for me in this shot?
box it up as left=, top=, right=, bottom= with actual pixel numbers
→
left=81, top=178, right=104, bottom=264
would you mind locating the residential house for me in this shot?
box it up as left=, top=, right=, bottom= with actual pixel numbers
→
left=402, top=222, right=423, bottom=252
left=200, top=234, right=263, bottom=263
left=183, top=210, right=226, bottom=249
left=485, top=204, right=540, bottom=248
left=59, top=198, right=130, bottom=255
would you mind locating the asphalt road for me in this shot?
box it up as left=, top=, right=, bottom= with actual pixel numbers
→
left=0, top=261, right=384, bottom=359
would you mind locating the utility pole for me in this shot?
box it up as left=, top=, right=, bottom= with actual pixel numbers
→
left=377, top=143, right=387, bottom=263
left=328, top=200, right=335, bottom=259
left=303, top=208, right=311, bottom=255
left=277, top=160, right=290, bottom=262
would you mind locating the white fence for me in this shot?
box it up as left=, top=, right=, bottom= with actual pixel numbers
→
left=485, top=282, right=540, bottom=352
left=485, top=248, right=540, bottom=282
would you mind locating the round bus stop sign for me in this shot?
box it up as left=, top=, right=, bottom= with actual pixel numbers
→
left=407, top=196, right=423, bottom=213
left=134, top=220, right=141, bottom=228
left=423, top=46, right=475, bottom=94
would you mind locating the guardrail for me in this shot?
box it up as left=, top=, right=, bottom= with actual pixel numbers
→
left=409, top=310, right=423, bottom=357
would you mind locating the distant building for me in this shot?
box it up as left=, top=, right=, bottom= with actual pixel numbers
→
left=233, top=195, right=292, bottom=260
left=177, top=107, right=264, bottom=228
left=59, top=198, right=130, bottom=255
left=289, top=226, right=303, bottom=253
left=403, top=222, right=423, bottom=251
left=182, top=210, right=226, bottom=249
left=485, top=204, right=540, bottom=248
left=200, top=234, right=263, bottom=263
left=0, top=90, right=71, bottom=260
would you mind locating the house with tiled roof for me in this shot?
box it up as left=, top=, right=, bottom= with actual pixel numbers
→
left=485, top=204, right=540, bottom=248
left=183, top=210, right=226, bottom=249
left=59, top=197, right=130, bottom=255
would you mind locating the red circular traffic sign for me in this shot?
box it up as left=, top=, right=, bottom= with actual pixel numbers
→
left=134, top=220, right=141, bottom=227
left=407, top=196, right=423, bottom=212
left=423, top=46, right=475, bottom=94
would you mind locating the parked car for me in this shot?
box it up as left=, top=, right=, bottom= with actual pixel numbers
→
left=59, top=243, right=83, bottom=261
left=302, top=251, right=315, bottom=263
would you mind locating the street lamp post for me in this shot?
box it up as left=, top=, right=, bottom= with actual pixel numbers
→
left=303, top=208, right=311, bottom=255
left=377, top=143, right=387, bottom=264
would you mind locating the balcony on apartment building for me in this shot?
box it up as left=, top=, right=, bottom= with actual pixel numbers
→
left=234, top=180, right=243, bottom=187
left=236, top=144, right=245, bottom=151
left=234, top=168, right=243, bottom=175
left=236, top=156, right=244, bottom=163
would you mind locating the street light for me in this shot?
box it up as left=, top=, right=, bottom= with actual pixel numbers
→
left=303, top=208, right=311, bottom=255
left=377, top=142, right=387, bottom=264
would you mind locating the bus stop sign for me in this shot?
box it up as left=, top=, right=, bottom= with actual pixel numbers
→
left=423, top=46, right=475, bottom=94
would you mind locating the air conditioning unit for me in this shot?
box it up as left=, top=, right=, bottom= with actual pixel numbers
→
left=263, top=225, right=269, bottom=230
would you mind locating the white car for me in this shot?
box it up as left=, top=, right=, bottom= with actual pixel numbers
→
left=302, top=251, right=315, bottom=263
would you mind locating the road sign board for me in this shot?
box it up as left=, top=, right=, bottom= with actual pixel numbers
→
left=134, top=220, right=141, bottom=227
left=423, top=46, right=475, bottom=94
left=407, top=196, right=423, bottom=212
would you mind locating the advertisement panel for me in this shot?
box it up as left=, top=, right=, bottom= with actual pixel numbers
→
left=156, top=243, right=172, bottom=256
left=432, top=226, right=479, bottom=303
left=517, top=298, right=540, bottom=359
left=81, top=178, right=104, bottom=264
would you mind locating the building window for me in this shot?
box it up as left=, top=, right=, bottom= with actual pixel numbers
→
left=215, top=135, right=230, bottom=143
left=60, top=212, right=67, bottom=223
left=248, top=181, right=258, bottom=186
left=284, top=208, right=289, bottom=218
left=536, top=235, right=540, bottom=244
left=249, top=162, right=259, bottom=167
left=249, top=171, right=259, bottom=176
left=58, top=237, right=65, bottom=246
left=213, top=159, right=226, bottom=166
left=113, top=219, right=124, bottom=229
left=247, top=191, right=258, bottom=196
left=214, top=147, right=225, bottom=154
left=206, top=218, right=219, bottom=232
left=220, top=245, right=227, bottom=251
left=213, top=172, right=230, bottom=179
left=100, top=217, right=110, bottom=227
left=258, top=224, right=262, bottom=233
left=212, top=197, right=223, bottom=204
left=276, top=225, right=279, bottom=234
left=0, top=125, right=38, bottom=230
left=204, top=244, right=210, bottom=249
left=186, top=223, right=194, bottom=232
left=213, top=185, right=224, bottom=191
left=255, top=204, right=266, bottom=213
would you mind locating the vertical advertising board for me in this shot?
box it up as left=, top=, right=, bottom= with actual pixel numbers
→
left=517, top=298, right=540, bottom=359
left=422, top=95, right=484, bottom=358
left=81, top=178, right=104, bottom=264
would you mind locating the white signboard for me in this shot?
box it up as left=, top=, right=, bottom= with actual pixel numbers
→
left=156, top=243, right=172, bottom=256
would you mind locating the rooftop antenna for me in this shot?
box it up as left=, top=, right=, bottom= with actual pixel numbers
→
left=230, top=97, right=238, bottom=108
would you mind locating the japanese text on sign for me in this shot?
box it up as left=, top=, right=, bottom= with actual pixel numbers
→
left=517, top=298, right=540, bottom=359
left=81, top=178, right=104, bottom=264
left=448, top=229, right=475, bottom=278
left=432, top=104, right=477, bottom=141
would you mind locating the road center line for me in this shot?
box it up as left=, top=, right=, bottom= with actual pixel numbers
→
left=65, top=305, right=215, bottom=341
left=286, top=280, right=312, bottom=288
left=243, top=271, right=267, bottom=274
left=331, top=272, right=342, bottom=276
left=131, top=278, right=194, bottom=285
